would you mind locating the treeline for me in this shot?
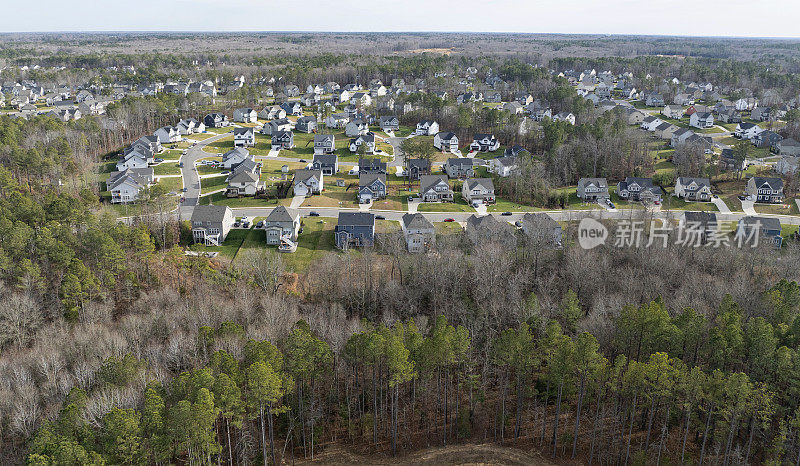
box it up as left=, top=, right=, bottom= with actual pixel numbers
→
left=20, top=285, right=800, bottom=465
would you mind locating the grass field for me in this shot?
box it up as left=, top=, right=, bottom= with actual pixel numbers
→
left=417, top=195, right=474, bottom=212
left=200, top=175, right=228, bottom=194
left=155, top=177, right=182, bottom=193
left=280, top=217, right=337, bottom=272
left=198, top=193, right=290, bottom=207
left=153, top=164, right=181, bottom=176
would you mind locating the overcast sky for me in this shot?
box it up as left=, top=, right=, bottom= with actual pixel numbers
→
left=3, top=0, right=800, bottom=38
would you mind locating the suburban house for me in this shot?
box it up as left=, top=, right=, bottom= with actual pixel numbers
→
left=225, top=159, right=263, bottom=197
left=554, top=112, right=576, bottom=125
left=116, top=148, right=151, bottom=171
left=577, top=178, right=609, bottom=201
left=716, top=109, right=741, bottom=124
left=334, top=212, right=375, bottom=249
left=462, top=178, right=496, bottom=205
left=444, top=158, right=474, bottom=179
left=233, top=108, right=258, bottom=123
left=689, top=112, right=714, bottom=129
left=655, top=122, right=680, bottom=140
left=488, top=156, right=518, bottom=177
left=736, top=216, right=782, bottom=247
left=662, top=105, right=683, bottom=119
left=674, top=177, right=712, bottom=201
left=679, top=212, right=719, bottom=245
left=176, top=118, right=205, bottom=135
left=312, top=154, right=338, bottom=175
left=465, top=214, right=515, bottom=247
left=258, top=105, right=286, bottom=120
left=776, top=156, right=799, bottom=175
left=350, top=92, right=372, bottom=107
left=753, top=130, right=783, bottom=149
left=379, top=115, right=400, bottom=132
left=332, top=89, right=350, bottom=104
left=735, top=122, right=762, bottom=140
left=233, top=127, right=255, bottom=147
left=349, top=132, right=376, bottom=154
left=191, top=205, right=235, bottom=246
left=434, top=132, right=459, bottom=153
left=108, top=167, right=154, bottom=204
left=415, top=120, right=439, bottom=136
left=204, top=113, right=229, bottom=128
left=292, top=169, right=324, bottom=196
left=153, top=126, right=180, bottom=144
left=313, top=134, right=336, bottom=155
left=401, top=213, right=435, bottom=253
left=358, top=158, right=387, bottom=174
left=280, top=102, right=302, bottom=116
left=271, top=130, right=295, bottom=150
left=777, top=138, right=800, bottom=156
left=503, top=101, right=524, bottom=114
left=345, top=119, right=369, bottom=137
left=645, top=93, right=665, bottom=107
left=617, top=177, right=663, bottom=202
left=405, top=158, right=431, bottom=181
left=469, top=133, right=500, bottom=152
left=419, top=175, right=454, bottom=202
left=358, top=173, right=387, bottom=203
left=504, top=145, right=530, bottom=158
left=746, top=177, right=784, bottom=203
left=133, top=135, right=162, bottom=154
left=222, top=147, right=253, bottom=169
left=263, top=206, right=301, bottom=246
left=674, top=93, right=695, bottom=106
left=260, top=118, right=292, bottom=136
left=641, top=115, right=663, bottom=131
left=519, top=213, right=563, bottom=247
left=529, top=107, right=553, bottom=121
left=325, top=113, right=350, bottom=129
left=751, top=107, right=772, bottom=122
left=295, top=116, right=317, bottom=133
left=670, top=128, right=693, bottom=148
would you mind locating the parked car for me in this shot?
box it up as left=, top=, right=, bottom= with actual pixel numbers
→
left=256, top=221, right=264, bottom=228
left=375, top=215, right=385, bottom=220
left=608, top=202, right=616, bottom=209
left=242, top=222, right=250, bottom=229
left=514, top=220, right=523, bottom=227
left=309, top=211, right=320, bottom=217
left=233, top=222, right=241, bottom=227
left=444, top=218, right=455, bottom=222
left=298, top=159, right=307, bottom=163
left=181, top=188, right=188, bottom=192
left=501, top=211, right=512, bottom=216
left=155, top=158, right=164, bottom=163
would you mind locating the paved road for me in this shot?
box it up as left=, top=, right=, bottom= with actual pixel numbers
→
left=178, top=130, right=233, bottom=219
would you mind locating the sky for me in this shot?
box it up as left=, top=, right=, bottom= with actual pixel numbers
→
left=3, top=0, right=800, bottom=38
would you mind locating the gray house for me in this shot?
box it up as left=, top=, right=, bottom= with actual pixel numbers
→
left=444, top=158, right=474, bottom=179
left=401, top=213, right=435, bottom=253
left=746, top=177, right=784, bottom=203
left=312, top=153, right=338, bottom=175
left=233, top=127, right=255, bottom=148
left=191, top=205, right=235, bottom=246
left=519, top=213, right=563, bottom=247
left=379, top=115, right=400, bottom=131
left=263, top=206, right=301, bottom=246
left=465, top=214, right=515, bottom=246
left=577, top=178, right=609, bottom=201
left=313, top=134, right=335, bottom=155
left=617, top=177, right=663, bottom=202
left=295, top=116, right=317, bottom=133
left=271, top=130, right=295, bottom=150
left=405, top=158, right=431, bottom=181
left=736, top=216, right=782, bottom=247
left=358, top=173, right=387, bottom=203
left=335, top=212, right=375, bottom=249
left=462, top=178, right=496, bottom=205
left=419, top=175, right=453, bottom=202
left=679, top=211, right=718, bottom=245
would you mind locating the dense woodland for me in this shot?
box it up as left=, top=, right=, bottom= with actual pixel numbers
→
left=3, top=35, right=800, bottom=464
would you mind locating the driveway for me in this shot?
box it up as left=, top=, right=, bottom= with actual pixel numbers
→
left=741, top=199, right=757, bottom=215
left=473, top=203, right=488, bottom=216
left=289, top=195, right=305, bottom=209
left=407, top=199, right=420, bottom=214
left=712, top=197, right=731, bottom=213
left=359, top=200, right=373, bottom=212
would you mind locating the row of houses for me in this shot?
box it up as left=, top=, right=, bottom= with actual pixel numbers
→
left=576, top=176, right=784, bottom=204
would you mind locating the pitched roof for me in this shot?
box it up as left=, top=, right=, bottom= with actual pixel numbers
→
left=191, top=205, right=231, bottom=224
left=266, top=205, right=299, bottom=223
left=402, top=213, right=434, bottom=230
left=463, top=178, right=495, bottom=192
left=338, top=212, right=375, bottom=227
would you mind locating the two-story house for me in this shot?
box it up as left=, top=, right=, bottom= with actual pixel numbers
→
left=311, top=153, right=338, bottom=175
left=264, top=206, right=301, bottom=246
left=434, top=132, right=459, bottom=153
left=419, top=175, right=454, bottom=202
left=577, top=178, right=609, bottom=201
left=358, top=173, right=387, bottom=203
left=618, top=177, right=663, bottom=202
left=415, top=120, right=439, bottom=136
left=444, top=158, right=474, bottom=179
left=191, top=205, right=235, bottom=246
left=349, top=132, right=376, bottom=154
left=405, top=158, right=431, bottom=181
left=222, top=147, right=253, bottom=170
left=736, top=216, right=782, bottom=248
left=225, top=159, right=262, bottom=197
left=746, top=177, right=784, bottom=203
left=401, top=213, right=435, bottom=253
left=345, top=119, right=369, bottom=137
left=108, top=167, right=154, bottom=204
left=519, top=212, right=563, bottom=247
left=295, top=116, right=317, bottom=133
left=735, top=122, right=762, bottom=140
left=204, top=113, right=229, bottom=128
left=379, top=115, right=400, bottom=132
left=271, top=130, right=295, bottom=150
left=674, top=177, right=712, bottom=201
left=313, top=134, right=336, bottom=155
left=689, top=112, right=714, bottom=129
left=462, top=178, right=496, bottom=205
left=260, top=118, right=292, bottom=136
left=292, top=169, right=324, bottom=196
left=233, top=108, right=258, bottom=123
left=358, top=158, right=387, bottom=174
left=469, top=133, right=500, bottom=152
left=258, top=105, right=286, bottom=120
left=334, top=212, right=375, bottom=249
left=233, top=127, right=255, bottom=148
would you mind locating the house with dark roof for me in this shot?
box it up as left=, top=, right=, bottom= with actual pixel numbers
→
left=679, top=212, right=718, bottom=245
left=292, top=169, right=324, bottom=196
left=312, top=153, right=338, bottom=175
left=334, top=212, right=375, bottom=249
left=418, top=175, right=453, bottom=202
left=469, top=133, right=500, bottom=152
left=465, top=214, right=515, bottom=246
left=349, top=132, right=376, bottom=154
left=233, top=108, right=258, bottom=123
left=736, top=216, right=782, bottom=247
left=746, top=177, right=784, bottom=203
left=617, top=177, right=663, bottom=202
left=313, top=134, right=336, bottom=155
left=577, top=178, right=609, bottom=201
left=379, top=115, right=400, bottom=132
left=434, top=132, right=459, bottom=152
left=222, top=147, right=253, bottom=170
left=191, top=206, right=235, bottom=246
left=776, top=138, right=800, bottom=157
left=225, top=159, right=262, bottom=196
left=263, top=206, right=301, bottom=245
left=415, top=120, right=439, bottom=136
left=401, top=213, right=435, bottom=253
left=489, top=156, right=518, bottom=177
left=753, top=130, right=783, bottom=150
left=519, top=213, right=563, bottom=247
left=260, top=118, right=292, bottom=136
left=108, top=167, right=154, bottom=204
left=462, top=178, right=496, bottom=205
left=358, top=158, right=387, bottom=174
left=295, top=116, right=317, bottom=133
left=271, top=130, right=295, bottom=150
left=444, top=158, right=474, bottom=179
left=358, top=173, right=387, bottom=203
left=280, top=101, right=302, bottom=116
left=404, top=158, right=431, bottom=181
left=204, top=113, right=229, bottom=128
left=674, top=177, right=712, bottom=201
left=233, top=127, right=255, bottom=147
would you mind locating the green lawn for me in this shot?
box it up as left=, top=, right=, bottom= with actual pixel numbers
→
left=754, top=201, right=799, bottom=216
left=155, top=177, right=182, bottom=193
left=200, top=175, right=228, bottom=194
left=487, top=198, right=543, bottom=212
left=192, top=228, right=251, bottom=261
left=160, top=150, right=183, bottom=160
left=153, top=164, right=181, bottom=176
left=417, top=194, right=474, bottom=212
left=206, top=137, right=235, bottom=153
left=198, top=193, right=289, bottom=207
left=434, top=222, right=464, bottom=235
left=281, top=217, right=337, bottom=272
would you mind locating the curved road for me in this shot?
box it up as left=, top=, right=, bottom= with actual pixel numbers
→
left=178, top=129, right=233, bottom=220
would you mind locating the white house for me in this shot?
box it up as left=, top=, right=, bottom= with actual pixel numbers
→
left=233, top=108, right=258, bottom=123
left=154, top=126, right=180, bottom=144
left=674, top=177, right=712, bottom=201
left=415, top=120, right=439, bottom=136
left=292, top=169, right=324, bottom=196
left=434, top=132, right=459, bottom=153
left=689, top=112, right=714, bottom=129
